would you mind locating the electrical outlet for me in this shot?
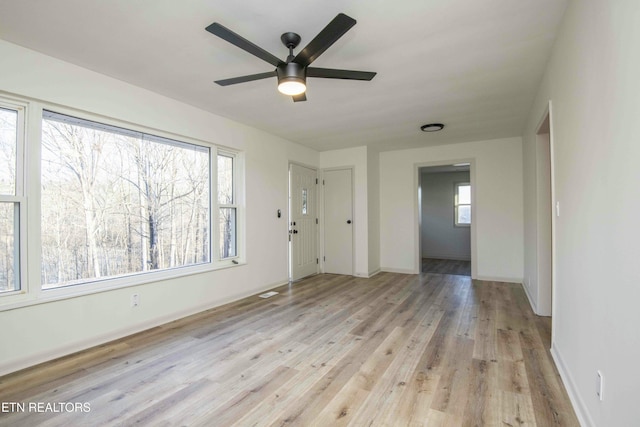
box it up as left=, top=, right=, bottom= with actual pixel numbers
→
left=131, top=293, right=140, bottom=308
left=596, top=370, right=604, bottom=401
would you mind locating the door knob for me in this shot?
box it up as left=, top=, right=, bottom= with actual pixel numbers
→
left=347, top=220, right=352, bottom=224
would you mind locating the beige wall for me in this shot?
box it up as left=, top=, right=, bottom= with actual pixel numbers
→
left=380, top=137, right=524, bottom=281
left=522, top=1, right=640, bottom=425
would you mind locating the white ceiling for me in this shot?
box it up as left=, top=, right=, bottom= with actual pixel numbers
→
left=0, top=0, right=567, bottom=152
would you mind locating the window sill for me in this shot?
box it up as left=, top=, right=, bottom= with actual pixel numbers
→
left=0, top=260, right=246, bottom=312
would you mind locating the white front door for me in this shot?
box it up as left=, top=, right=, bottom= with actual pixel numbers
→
left=323, top=168, right=353, bottom=275
left=289, top=163, right=318, bottom=281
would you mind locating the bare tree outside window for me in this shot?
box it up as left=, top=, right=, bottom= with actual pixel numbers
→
left=217, top=154, right=236, bottom=259
left=0, top=107, right=18, bottom=293
left=0, top=108, right=16, bottom=195
left=41, top=112, right=210, bottom=288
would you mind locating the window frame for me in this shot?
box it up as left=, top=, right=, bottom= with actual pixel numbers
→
left=454, top=182, right=471, bottom=227
left=0, top=96, right=245, bottom=310
left=215, top=150, right=240, bottom=262
left=0, top=100, right=27, bottom=297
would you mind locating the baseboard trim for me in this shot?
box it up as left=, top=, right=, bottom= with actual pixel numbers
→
left=367, top=268, right=381, bottom=278
left=475, top=275, right=523, bottom=284
left=551, top=342, right=594, bottom=427
left=380, top=267, right=417, bottom=275
left=355, top=269, right=381, bottom=278
left=0, top=279, right=289, bottom=377
left=521, top=280, right=539, bottom=314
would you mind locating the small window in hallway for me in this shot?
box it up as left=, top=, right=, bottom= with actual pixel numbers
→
left=455, top=182, right=471, bottom=226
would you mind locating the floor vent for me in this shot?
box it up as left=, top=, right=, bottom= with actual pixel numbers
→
left=258, top=291, right=279, bottom=299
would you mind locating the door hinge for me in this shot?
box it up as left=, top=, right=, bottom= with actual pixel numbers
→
left=316, top=258, right=319, bottom=264
left=316, top=178, right=318, bottom=184
left=316, top=218, right=318, bottom=224
left=323, top=179, right=325, bottom=185
left=324, top=256, right=326, bottom=261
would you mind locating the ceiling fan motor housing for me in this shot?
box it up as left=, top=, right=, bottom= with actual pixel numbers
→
left=277, top=62, right=306, bottom=86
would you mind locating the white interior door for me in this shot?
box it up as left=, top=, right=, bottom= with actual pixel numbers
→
left=323, top=168, right=353, bottom=275
left=289, top=164, right=318, bottom=281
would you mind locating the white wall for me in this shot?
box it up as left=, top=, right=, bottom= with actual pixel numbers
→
left=0, top=40, right=318, bottom=375
left=380, top=137, right=523, bottom=281
left=319, top=146, right=369, bottom=277
left=523, top=1, right=640, bottom=425
left=420, top=171, right=471, bottom=260
left=367, top=147, right=380, bottom=276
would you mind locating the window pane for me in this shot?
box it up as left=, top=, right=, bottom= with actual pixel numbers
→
left=458, top=205, right=471, bottom=224
left=41, top=114, right=211, bottom=289
left=0, top=202, right=19, bottom=293
left=302, top=188, right=308, bottom=215
left=217, top=154, right=233, bottom=205
left=458, top=184, right=471, bottom=204
left=219, top=207, right=236, bottom=258
left=0, top=108, right=17, bottom=195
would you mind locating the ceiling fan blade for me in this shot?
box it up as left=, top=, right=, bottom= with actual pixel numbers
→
left=293, top=13, right=356, bottom=67
left=307, top=67, right=376, bottom=80
left=214, top=71, right=277, bottom=86
left=206, top=22, right=284, bottom=67
left=292, top=93, right=307, bottom=102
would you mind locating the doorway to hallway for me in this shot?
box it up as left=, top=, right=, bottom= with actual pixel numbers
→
left=419, top=164, right=472, bottom=277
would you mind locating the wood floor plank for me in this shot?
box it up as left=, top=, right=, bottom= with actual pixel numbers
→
left=522, top=347, right=579, bottom=426
left=461, top=358, right=499, bottom=427
left=352, top=306, right=445, bottom=426
left=499, top=390, right=537, bottom=427
left=497, top=359, right=531, bottom=395
left=311, top=326, right=406, bottom=426
left=233, top=333, right=363, bottom=427
left=422, top=258, right=471, bottom=276
left=430, top=336, right=475, bottom=416
left=0, top=272, right=579, bottom=426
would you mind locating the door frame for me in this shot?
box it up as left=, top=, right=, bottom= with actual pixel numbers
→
left=415, top=160, right=477, bottom=278
left=534, top=101, right=556, bottom=325
left=320, top=166, right=355, bottom=275
left=288, top=161, right=319, bottom=282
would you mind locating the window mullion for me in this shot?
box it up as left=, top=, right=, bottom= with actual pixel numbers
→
left=211, top=146, right=219, bottom=263
left=27, top=102, right=44, bottom=299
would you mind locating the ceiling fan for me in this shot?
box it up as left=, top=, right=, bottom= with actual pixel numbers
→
left=205, top=13, right=376, bottom=102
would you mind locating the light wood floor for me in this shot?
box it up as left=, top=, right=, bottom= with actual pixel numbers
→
left=0, top=272, right=578, bottom=426
left=422, top=258, right=471, bottom=276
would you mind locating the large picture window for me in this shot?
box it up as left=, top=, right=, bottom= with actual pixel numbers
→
left=41, top=111, right=211, bottom=289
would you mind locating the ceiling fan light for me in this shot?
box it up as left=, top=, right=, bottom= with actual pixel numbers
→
left=277, top=62, right=306, bottom=96
left=278, top=79, right=306, bottom=95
